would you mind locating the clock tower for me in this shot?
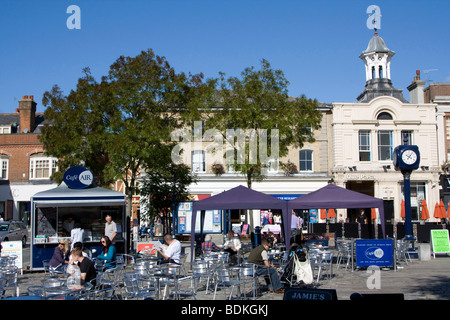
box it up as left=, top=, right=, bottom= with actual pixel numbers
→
left=357, top=31, right=408, bottom=103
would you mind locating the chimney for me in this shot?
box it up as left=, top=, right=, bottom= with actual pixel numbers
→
left=407, top=70, right=425, bottom=104
left=18, top=95, right=37, bottom=133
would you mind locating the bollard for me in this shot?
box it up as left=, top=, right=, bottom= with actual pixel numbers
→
left=418, top=243, right=431, bottom=261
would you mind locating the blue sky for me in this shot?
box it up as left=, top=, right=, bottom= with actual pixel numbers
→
left=1, top=0, right=449, bottom=114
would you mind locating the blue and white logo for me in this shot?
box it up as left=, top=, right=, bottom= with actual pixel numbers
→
left=365, top=247, right=384, bottom=260
left=63, top=166, right=94, bottom=189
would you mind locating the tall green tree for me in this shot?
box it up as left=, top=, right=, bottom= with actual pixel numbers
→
left=40, top=49, right=206, bottom=218
left=140, top=163, right=198, bottom=234
left=204, top=59, right=322, bottom=189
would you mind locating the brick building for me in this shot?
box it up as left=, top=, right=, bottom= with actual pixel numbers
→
left=0, top=96, right=57, bottom=225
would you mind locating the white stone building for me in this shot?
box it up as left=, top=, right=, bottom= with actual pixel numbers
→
left=331, top=31, right=441, bottom=223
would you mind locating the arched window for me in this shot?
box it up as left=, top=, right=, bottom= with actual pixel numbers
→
left=377, top=112, right=393, bottom=120
left=379, top=66, right=383, bottom=78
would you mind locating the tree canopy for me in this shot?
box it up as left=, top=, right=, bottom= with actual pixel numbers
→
left=40, top=49, right=204, bottom=217
left=201, top=59, right=322, bottom=188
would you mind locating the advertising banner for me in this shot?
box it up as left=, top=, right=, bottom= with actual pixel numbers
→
left=355, top=239, right=394, bottom=268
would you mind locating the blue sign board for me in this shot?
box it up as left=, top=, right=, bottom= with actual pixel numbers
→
left=270, top=194, right=303, bottom=201
left=63, top=166, right=94, bottom=189
left=355, top=239, right=394, bottom=268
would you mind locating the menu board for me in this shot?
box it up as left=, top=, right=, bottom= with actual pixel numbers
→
left=177, top=202, right=222, bottom=234
left=1, top=241, right=23, bottom=269
left=431, top=229, right=450, bottom=258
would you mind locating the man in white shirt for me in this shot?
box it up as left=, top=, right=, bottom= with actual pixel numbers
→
left=104, top=214, right=117, bottom=243
left=70, top=223, right=84, bottom=250
left=156, top=234, right=182, bottom=264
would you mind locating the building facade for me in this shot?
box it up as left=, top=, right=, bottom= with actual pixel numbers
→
left=331, top=32, right=441, bottom=224
left=425, top=82, right=450, bottom=208
left=0, top=96, right=57, bottom=225
left=177, top=103, right=334, bottom=229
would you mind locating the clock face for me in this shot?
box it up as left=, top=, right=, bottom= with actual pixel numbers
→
left=402, top=149, right=417, bottom=165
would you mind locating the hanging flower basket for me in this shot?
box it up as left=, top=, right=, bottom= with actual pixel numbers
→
left=211, top=163, right=225, bottom=176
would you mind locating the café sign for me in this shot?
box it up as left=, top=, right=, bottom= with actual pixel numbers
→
left=63, top=166, right=94, bottom=189
left=355, top=239, right=394, bottom=268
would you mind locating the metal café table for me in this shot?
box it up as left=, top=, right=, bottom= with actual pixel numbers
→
left=153, top=264, right=182, bottom=300
left=43, top=278, right=94, bottom=300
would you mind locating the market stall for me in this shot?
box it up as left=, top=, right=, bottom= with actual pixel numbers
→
left=287, top=184, right=386, bottom=242
left=29, top=167, right=127, bottom=270
left=190, top=185, right=289, bottom=262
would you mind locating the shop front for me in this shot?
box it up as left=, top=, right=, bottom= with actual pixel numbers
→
left=29, top=167, right=127, bottom=270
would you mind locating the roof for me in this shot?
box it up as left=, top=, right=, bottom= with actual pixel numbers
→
left=287, top=184, right=383, bottom=210
left=191, top=185, right=288, bottom=212
left=0, top=112, right=48, bottom=133
left=32, top=181, right=126, bottom=207
left=362, top=33, right=394, bottom=54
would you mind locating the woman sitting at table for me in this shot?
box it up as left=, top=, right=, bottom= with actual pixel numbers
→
left=49, top=239, right=70, bottom=271
left=96, top=235, right=116, bottom=269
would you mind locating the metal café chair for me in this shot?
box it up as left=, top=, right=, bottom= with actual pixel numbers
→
left=192, top=260, right=214, bottom=294
left=93, top=266, right=124, bottom=298
left=77, top=286, right=117, bottom=300
left=122, top=272, right=156, bottom=300
left=315, top=251, right=334, bottom=284
left=26, top=285, right=45, bottom=299
left=0, top=266, right=20, bottom=297
left=157, top=264, right=184, bottom=300
left=336, top=241, right=352, bottom=270
left=213, top=266, right=245, bottom=300
left=116, top=254, right=135, bottom=269
left=240, top=263, right=273, bottom=299
left=396, top=240, right=412, bottom=266
left=0, top=277, right=8, bottom=299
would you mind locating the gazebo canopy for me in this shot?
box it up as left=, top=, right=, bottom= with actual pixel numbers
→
left=287, top=184, right=386, bottom=239
left=190, top=185, right=289, bottom=261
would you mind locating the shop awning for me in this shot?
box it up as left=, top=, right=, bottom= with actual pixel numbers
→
left=31, top=182, right=126, bottom=207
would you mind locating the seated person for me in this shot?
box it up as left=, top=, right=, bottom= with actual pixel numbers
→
left=96, top=235, right=116, bottom=269
left=71, top=248, right=97, bottom=285
left=201, top=234, right=219, bottom=253
left=247, top=239, right=284, bottom=294
left=223, top=230, right=241, bottom=256
left=156, top=234, right=181, bottom=264
left=49, top=239, right=69, bottom=270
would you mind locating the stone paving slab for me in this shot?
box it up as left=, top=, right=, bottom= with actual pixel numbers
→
left=11, top=253, right=450, bottom=301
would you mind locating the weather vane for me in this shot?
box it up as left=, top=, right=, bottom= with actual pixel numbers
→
left=366, top=5, right=381, bottom=32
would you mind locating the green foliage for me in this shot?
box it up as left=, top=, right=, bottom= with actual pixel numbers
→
left=280, top=160, right=299, bottom=176
left=140, top=163, right=198, bottom=233
left=203, top=59, right=322, bottom=188
left=40, top=49, right=206, bottom=216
